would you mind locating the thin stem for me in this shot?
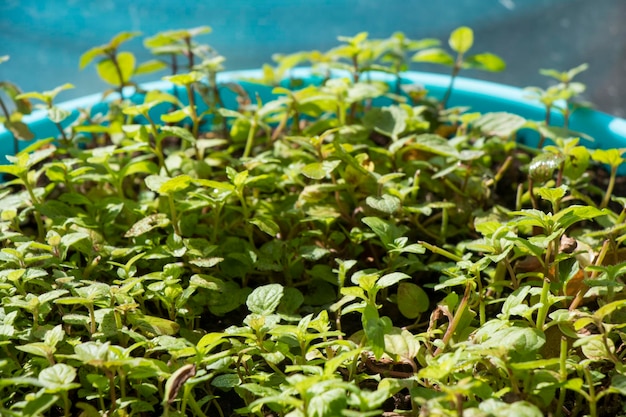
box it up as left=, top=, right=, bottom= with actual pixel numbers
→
left=441, top=61, right=462, bottom=109
left=600, top=166, right=617, bottom=209
left=0, top=97, right=19, bottom=154
left=108, top=51, right=127, bottom=99
left=583, top=366, right=597, bottom=417
left=23, top=175, right=45, bottom=241
left=168, top=195, right=181, bottom=236
left=535, top=274, right=551, bottom=330
left=243, top=119, right=258, bottom=159
left=434, top=283, right=471, bottom=356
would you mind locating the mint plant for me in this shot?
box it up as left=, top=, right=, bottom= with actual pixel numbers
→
left=1, top=26, right=626, bottom=417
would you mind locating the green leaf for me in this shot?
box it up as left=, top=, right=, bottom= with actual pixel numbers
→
left=591, top=148, right=625, bottom=167
left=39, top=364, right=79, bottom=392
left=247, top=284, right=284, bottom=315
left=377, top=272, right=411, bottom=289
left=16, top=342, right=55, bottom=358
left=464, top=52, right=506, bottom=72
left=397, top=283, right=429, bottom=319
left=211, top=373, right=240, bottom=390
left=48, top=106, right=72, bottom=124
left=22, top=393, right=59, bottom=416
left=384, top=328, right=421, bottom=360
left=128, top=312, right=180, bottom=336
left=609, top=374, right=626, bottom=396
left=411, top=134, right=460, bottom=157
left=362, top=304, right=390, bottom=359
left=363, top=106, right=406, bottom=139
left=449, top=26, right=474, bottom=54
left=109, top=31, right=141, bottom=49
left=96, top=51, right=135, bottom=86
left=307, top=386, right=347, bottom=417
left=160, top=109, right=189, bottom=123
left=411, top=48, right=454, bottom=66
left=365, top=194, right=401, bottom=214
left=484, top=326, right=545, bottom=353
left=594, top=299, right=626, bottom=320
left=362, top=216, right=408, bottom=249
left=134, top=59, right=168, bottom=76
left=163, top=71, right=204, bottom=86
left=249, top=217, right=280, bottom=236
left=159, top=175, right=193, bottom=194
left=473, top=112, right=526, bottom=137
left=124, top=213, right=171, bottom=237
left=478, top=399, right=543, bottom=417
left=4, top=120, right=35, bottom=141
left=79, top=45, right=107, bottom=70
left=160, top=126, right=197, bottom=144
left=0, top=81, right=33, bottom=115
left=301, top=160, right=342, bottom=179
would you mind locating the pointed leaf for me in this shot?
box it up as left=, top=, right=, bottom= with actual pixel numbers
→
left=247, top=284, right=284, bottom=315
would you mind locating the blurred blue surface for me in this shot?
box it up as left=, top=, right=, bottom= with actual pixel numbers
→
left=1, top=0, right=626, bottom=116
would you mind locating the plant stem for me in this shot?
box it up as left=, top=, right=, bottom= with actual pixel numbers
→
left=0, top=97, right=18, bottom=155
left=441, top=61, right=461, bottom=109
left=600, top=165, right=617, bottom=209
left=583, top=366, right=597, bottom=417
left=434, top=283, right=471, bottom=356
left=108, top=52, right=127, bottom=99
left=536, top=274, right=551, bottom=330
left=168, top=195, right=181, bottom=236
left=243, top=119, right=258, bottom=158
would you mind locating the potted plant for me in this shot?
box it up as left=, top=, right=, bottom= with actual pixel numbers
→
left=1, top=26, right=625, bottom=417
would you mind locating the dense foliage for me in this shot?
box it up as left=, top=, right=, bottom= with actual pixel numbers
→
left=1, top=26, right=626, bottom=417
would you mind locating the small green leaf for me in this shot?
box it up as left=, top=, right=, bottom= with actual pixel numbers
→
left=307, top=386, right=347, bottom=417
left=159, top=175, right=193, bottom=194
left=249, top=217, right=280, bottom=236
left=48, top=106, right=72, bottom=124
left=377, top=272, right=411, bottom=289
left=39, top=364, right=79, bottom=392
left=397, top=282, right=429, bottom=319
left=473, top=112, right=525, bottom=137
left=128, top=312, right=180, bottom=336
left=301, top=160, right=342, bottom=179
left=124, top=213, right=171, bottom=237
left=591, top=148, right=625, bottom=167
left=109, top=31, right=141, bottom=49
left=134, top=59, right=168, bottom=76
left=464, top=52, right=506, bottom=72
left=363, top=106, right=407, bottom=140
left=163, top=71, right=204, bottom=86
left=366, top=194, right=401, bottom=214
left=4, top=120, right=35, bottom=141
left=362, top=304, right=391, bottom=359
left=247, top=284, right=284, bottom=315
left=411, top=48, right=454, bottom=66
left=211, top=373, right=241, bottom=390
left=160, top=125, right=197, bottom=144
left=160, top=109, right=190, bottom=123
left=408, top=134, right=460, bottom=158
left=96, top=51, right=135, bottom=86
left=449, top=26, right=474, bottom=54
left=79, top=45, right=107, bottom=70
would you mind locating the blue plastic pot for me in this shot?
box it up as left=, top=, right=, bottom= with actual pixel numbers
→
left=1, top=68, right=625, bottom=173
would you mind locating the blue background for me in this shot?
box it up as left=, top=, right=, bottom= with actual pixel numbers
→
left=2, top=0, right=625, bottom=117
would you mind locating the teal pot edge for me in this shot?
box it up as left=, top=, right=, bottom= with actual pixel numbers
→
left=1, top=67, right=625, bottom=172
